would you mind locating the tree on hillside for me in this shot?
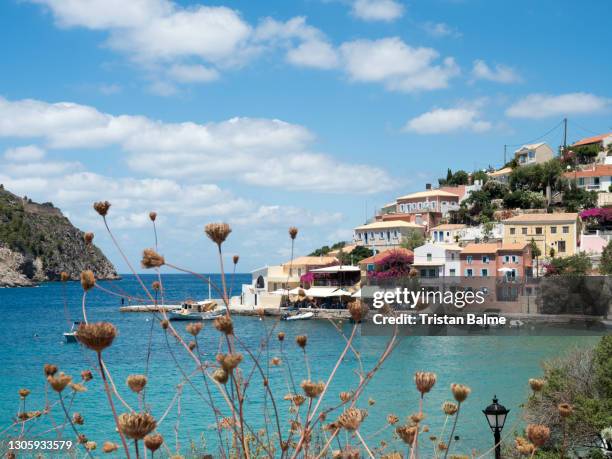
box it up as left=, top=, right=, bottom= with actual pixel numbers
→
left=349, top=246, right=373, bottom=264
left=562, top=187, right=598, bottom=212
left=448, top=170, right=469, bottom=185
left=471, top=170, right=489, bottom=184
left=600, top=240, right=612, bottom=275
left=400, top=230, right=425, bottom=250
left=530, top=238, right=542, bottom=276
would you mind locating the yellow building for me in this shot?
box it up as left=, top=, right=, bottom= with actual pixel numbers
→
left=502, top=213, right=580, bottom=258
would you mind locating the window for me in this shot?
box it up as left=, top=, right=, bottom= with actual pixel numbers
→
left=511, top=255, right=517, bottom=263
left=466, top=269, right=473, bottom=277
left=450, top=253, right=455, bottom=260
left=449, top=269, right=456, bottom=276
left=510, top=227, right=516, bottom=235
left=504, top=255, right=509, bottom=263
left=420, top=269, right=427, bottom=277
left=558, top=241, right=566, bottom=253
left=481, top=269, right=489, bottom=277
left=426, top=253, right=432, bottom=262
left=431, top=201, right=436, bottom=209
left=578, top=177, right=585, bottom=186
left=594, top=177, right=600, bottom=186
left=535, top=227, right=543, bottom=235
left=522, top=227, right=528, bottom=235
left=551, top=226, right=557, bottom=234
left=528, top=150, right=535, bottom=159
left=367, top=264, right=375, bottom=272
left=467, top=255, right=473, bottom=264
left=482, top=256, right=490, bottom=263
left=562, top=226, right=569, bottom=234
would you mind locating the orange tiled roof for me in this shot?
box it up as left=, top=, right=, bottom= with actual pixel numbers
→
left=563, top=164, right=612, bottom=179
left=461, top=243, right=498, bottom=254
left=571, top=133, right=612, bottom=147
left=497, top=243, right=528, bottom=251
left=502, top=213, right=578, bottom=223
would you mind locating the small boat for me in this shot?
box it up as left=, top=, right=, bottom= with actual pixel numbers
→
left=282, top=311, right=314, bottom=321
left=168, top=300, right=226, bottom=321
left=63, top=321, right=81, bottom=343
left=509, top=319, right=525, bottom=328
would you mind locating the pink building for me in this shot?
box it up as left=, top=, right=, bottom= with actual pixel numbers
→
left=460, top=243, right=533, bottom=278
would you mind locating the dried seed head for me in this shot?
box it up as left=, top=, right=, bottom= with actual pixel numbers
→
left=127, top=374, right=148, bottom=394
left=381, top=453, right=402, bottom=459
left=188, top=341, right=196, bottom=351
left=233, top=255, right=239, bottom=265
left=271, top=357, right=281, bottom=366
left=216, top=353, right=243, bottom=372
left=339, top=391, right=352, bottom=403
left=70, top=383, right=87, bottom=393
left=526, top=424, right=550, bottom=447
left=277, top=332, right=285, bottom=342
left=78, top=434, right=88, bottom=444
left=368, top=398, right=375, bottom=406
left=19, top=388, right=30, bottom=399
left=410, top=412, right=425, bottom=424
left=205, top=223, right=232, bottom=246
left=348, top=302, right=368, bottom=322
left=186, top=322, right=203, bottom=336
left=84, top=232, right=94, bottom=244
left=76, top=322, right=117, bottom=352
left=296, top=335, right=308, bottom=348
left=515, top=437, right=535, bottom=455
left=44, top=364, right=58, bottom=377
left=60, top=272, right=70, bottom=282
left=387, top=414, right=399, bottom=425
left=214, top=315, right=233, bottom=335
left=141, top=249, right=165, bottom=269
left=450, top=383, right=471, bottom=403
left=161, top=319, right=169, bottom=330
left=85, top=441, right=97, bottom=451
left=437, top=442, right=448, bottom=451
left=292, top=394, right=306, bottom=406
left=289, top=226, right=298, bottom=240
left=396, top=425, right=418, bottom=444
left=528, top=378, right=545, bottom=393
left=80, top=270, right=95, bottom=291
left=102, top=441, right=119, bottom=453
left=48, top=373, right=72, bottom=393
left=118, top=412, right=157, bottom=440
left=73, top=413, right=84, bottom=425
left=149, top=211, right=157, bottom=222
left=93, top=201, right=111, bottom=217
left=152, top=281, right=161, bottom=291
left=213, top=368, right=229, bottom=384
left=81, top=370, right=93, bottom=382
left=301, top=380, right=325, bottom=398
left=442, top=401, right=459, bottom=416
left=144, top=433, right=164, bottom=452
left=337, top=407, right=366, bottom=431
left=219, top=417, right=235, bottom=430
left=557, top=403, right=573, bottom=418
left=415, top=371, right=437, bottom=395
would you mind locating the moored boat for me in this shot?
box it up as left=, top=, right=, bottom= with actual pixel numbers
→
left=63, top=321, right=80, bottom=343
left=168, top=300, right=226, bottom=321
left=282, top=311, right=314, bottom=321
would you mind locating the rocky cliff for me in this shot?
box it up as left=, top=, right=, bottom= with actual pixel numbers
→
left=0, top=185, right=117, bottom=287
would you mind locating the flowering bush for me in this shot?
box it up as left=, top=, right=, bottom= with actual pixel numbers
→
left=367, top=250, right=413, bottom=280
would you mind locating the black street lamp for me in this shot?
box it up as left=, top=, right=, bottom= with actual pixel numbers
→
left=483, top=396, right=510, bottom=459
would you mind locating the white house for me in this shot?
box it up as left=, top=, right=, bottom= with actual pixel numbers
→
left=396, top=189, right=461, bottom=217
left=571, top=133, right=612, bottom=164
left=354, top=220, right=426, bottom=251
left=412, top=243, right=462, bottom=278
left=458, top=223, right=504, bottom=245
left=487, top=167, right=512, bottom=185
left=430, top=224, right=467, bottom=244
left=514, top=143, right=555, bottom=166
left=563, top=164, right=612, bottom=192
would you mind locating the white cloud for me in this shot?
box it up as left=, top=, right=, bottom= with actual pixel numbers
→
left=99, top=83, right=122, bottom=95
left=0, top=97, right=395, bottom=193
left=167, top=64, right=219, bottom=83
left=4, top=145, right=46, bottom=161
left=339, top=37, right=459, bottom=92
left=506, top=93, right=611, bottom=119
left=471, top=60, right=521, bottom=84
left=404, top=106, right=492, bottom=134
left=351, top=0, right=404, bottom=22
left=287, top=40, right=339, bottom=69
left=422, top=22, right=461, bottom=38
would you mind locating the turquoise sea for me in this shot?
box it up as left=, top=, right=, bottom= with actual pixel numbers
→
left=0, top=274, right=599, bottom=457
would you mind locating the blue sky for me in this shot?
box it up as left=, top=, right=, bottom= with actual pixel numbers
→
left=0, top=0, right=611, bottom=272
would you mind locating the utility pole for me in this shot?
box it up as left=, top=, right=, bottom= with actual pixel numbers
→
left=563, top=117, right=568, bottom=152
left=503, top=144, right=507, bottom=166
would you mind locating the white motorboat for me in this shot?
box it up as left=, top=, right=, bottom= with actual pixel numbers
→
left=168, top=300, right=226, bottom=321
left=282, top=311, right=314, bottom=321
left=63, top=321, right=80, bottom=343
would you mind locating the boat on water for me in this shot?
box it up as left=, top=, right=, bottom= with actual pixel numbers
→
left=281, top=309, right=314, bottom=321
left=168, top=300, right=226, bottom=321
left=63, top=321, right=81, bottom=343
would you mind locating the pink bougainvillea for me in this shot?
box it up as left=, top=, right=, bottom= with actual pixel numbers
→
left=367, top=251, right=413, bottom=280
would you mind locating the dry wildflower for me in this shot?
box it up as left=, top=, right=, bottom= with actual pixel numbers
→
left=528, top=378, right=545, bottom=393
left=161, top=319, right=169, bottom=330
left=205, top=223, right=231, bottom=246
left=348, top=302, right=368, bottom=322
left=271, top=357, right=281, bottom=366
left=292, top=394, right=306, bottom=406
left=290, top=420, right=302, bottom=433
left=188, top=341, right=196, bottom=351
left=44, top=364, right=57, bottom=377
left=85, top=441, right=97, bottom=451
left=152, top=281, right=161, bottom=291
left=18, top=411, right=42, bottom=420
left=47, top=373, right=72, bottom=393
left=102, top=441, right=119, bottom=453
left=80, top=270, right=95, bottom=291
left=296, top=335, right=308, bottom=348
left=288, top=226, right=298, bottom=240
left=515, top=437, right=535, bottom=455
left=415, top=371, right=437, bottom=395
left=185, top=322, right=203, bottom=336
left=396, top=425, right=418, bottom=444
left=93, top=201, right=111, bottom=217
left=437, top=442, right=448, bottom=451
left=381, top=453, right=402, bottom=459
left=118, top=412, right=157, bottom=440
left=233, top=255, right=239, bottom=264
left=422, top=425, right=429, bottom=433
left=526, top=424, right=550, bottom=447
left=442, top=401, right=459, bottom=416
left=6, top=452, right=16, bottom=459
left=81, top=370, right=93, bottom=382
left=217, top=353, right=243, bottom=371
left=387, top=414, right=399, bottom=425
left=73, top=413, right=84, bottom=425
left=558, top=403, right=573, bottom=418
left=449, top=456, right=469, bottom=459
left=127, top=374, right=148, bottom=394
left=277, top=332, right=285, bottom=342
left=214, top=315, right=233, bottom=335
left=76, top=322, right=117, bottom=352
left=70, top=383, right=87, bottom=393
left=410, top=412, right=425, bottom=424
left=141, top=249, right=165, bottom=269
left=368, top=397, right=375, bottom=406
left=78, top=434, right=88, bottom=444
left=340, top=391, right=352, bottom=403
left=429, top=436, right=437, bottom=442
left=84, top=232, right=94, bottom=244
left=144, top=433, right=164, bottom=452
left=451, top=383, right=471, bottom=403
left=301, top=380, right=325, bottom=398
left=337, top=408, right=366, bottom=431
left=149, top=211, right=157, bottom=222
left=60, top=272, right=69, bottom=282
left=18, top=389, right=30, bottom=399
left=213, top=368, right=229, bottom=384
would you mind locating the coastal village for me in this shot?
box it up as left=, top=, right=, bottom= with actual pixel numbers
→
left=236, top=132, right=612, bottom=317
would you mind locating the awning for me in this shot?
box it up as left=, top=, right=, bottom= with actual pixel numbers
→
left=309, top=265, right=361, bottom=273
left=351, top=289, right=362, bottom=298
left=306, top=287, right=353, bottom=298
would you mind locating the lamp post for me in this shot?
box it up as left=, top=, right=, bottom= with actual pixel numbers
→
left=483, top=396, right=509, bottom=459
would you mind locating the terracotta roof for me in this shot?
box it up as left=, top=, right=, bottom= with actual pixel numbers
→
left=354, top=220, right=425, bottom=230
left=514, top=142, right=546, bottom=153
left=563, top=164, right=612, bottom=179
left=397, top=189, right=460, bottom=200
left=571, top=132, right=612, bottom=147
left=488, top=167, right=512, bottom=177
left=431, top=224, right=467, bottom=231
left=461, top=243, right=498, bottom=254
left=502, top=213, right=578, bottom=223
left=358, top=248, right=414, bottom=266
left=497, top=243, right=528, bottom=251
left=283, top=256, right=337, bottom=266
